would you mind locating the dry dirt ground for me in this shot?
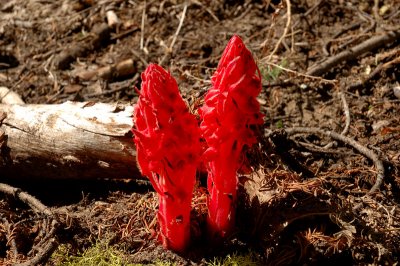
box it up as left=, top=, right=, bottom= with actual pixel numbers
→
left=1, top=0, right=400, bottom=265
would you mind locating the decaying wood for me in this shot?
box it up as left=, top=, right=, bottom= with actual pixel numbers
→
left=0, top=101, right=140, bottom=179
left=77, top=58, right=137, bottom=81
left=52, top=23, right=111, bottom=70
left=0, top=86, right=25, bottom=105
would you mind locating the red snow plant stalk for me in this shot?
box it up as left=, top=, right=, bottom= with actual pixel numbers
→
left=132, top=64, right=201, bottom=252
left=199, top=35, right=263, bottom=240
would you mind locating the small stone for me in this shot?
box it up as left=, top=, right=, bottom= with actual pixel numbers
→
left=393, top=86, right=400, bottom=99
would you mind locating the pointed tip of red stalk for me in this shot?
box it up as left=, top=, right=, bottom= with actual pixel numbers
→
left=200, top=35, right=264, bottom=241
left=133, top=63, right=201, bottom=253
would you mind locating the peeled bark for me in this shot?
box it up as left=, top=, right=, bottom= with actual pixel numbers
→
left=0, top=101, right=140, bottom=180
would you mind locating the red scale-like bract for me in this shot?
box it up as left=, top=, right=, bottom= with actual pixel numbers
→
left=133, top=64, right=201, bottom=253
left=199, top=35, right=263, bottom=240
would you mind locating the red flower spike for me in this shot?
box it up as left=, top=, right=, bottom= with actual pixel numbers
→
left=199, top=35, right=264, bottom=241
left=133, top=64, right=201, bottom=253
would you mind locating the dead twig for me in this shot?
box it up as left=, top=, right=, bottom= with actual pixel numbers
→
left=159, top=1, right=189, bottom=66
left=1, top=217, right=18, bottom=261
left=0, top=183, right=54, bottom=220
left=321, top=90, right=350, bottom=150
left=340, top=91, right=350, bottom=136
left=53, top=23, right=111, bottom=70
left=130, top=48, right=149, bottom=67
left=85, top=73, right=140, bottom=98
left=0, top=183, right=59, bottom=266
left=284, top=127, right=385, bottom=194
left=169, top=1, right=188, bottom=51
left=18, top=238, right=58, bottom=266
left=77, top=59, right=137, bottom=81
left=262, top=0, right=292, bottom=60
left=348, top=55, right=400, bottom=91
left=307, top=30, right=400, bottom=76
left=322, top=22, right=362, bottom=56
left=262, top=61, right=338, bottom=84
left=292, top=0, right=322, bottom=29
left=110, top=26, right=140, bottom=41
left=140, top=1, right=146, bottom=51
left=190, top=0, right=219, bottom=22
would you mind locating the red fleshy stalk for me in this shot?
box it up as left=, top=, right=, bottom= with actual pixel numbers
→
left=132, top=64, right=201, bottom=252
left=199, top=35, right=264, bottom=241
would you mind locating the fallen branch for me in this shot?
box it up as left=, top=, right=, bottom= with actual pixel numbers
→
left=348, top=53, right=400, bottom=91
left=85, top=73, right=140, bottom=98
left=322, top=91, right=350, bottom=149
left=53, top=23, right=111, bottom=70
left=0, top=183, right=58, bottom=266
left=284, top=127, right=385, bottom=194
left=307, top=29, right=400, bottom=76
left=0, top=101, right=139, bottom=180
left=76, top=59, right=137, bottom=81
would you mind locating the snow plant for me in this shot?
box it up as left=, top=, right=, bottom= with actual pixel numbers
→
left=132, top=64, right=202, bottom=253
left=132, top=35, right=263, bottom=251
left=199, top=35, right=263, bottom=240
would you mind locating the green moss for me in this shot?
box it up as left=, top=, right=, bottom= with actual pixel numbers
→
left=51, top=241, right=260, bottom=266
left=207, top=251, right=263, bottom=266
left=275, top=119, right=284, bottom=128
left=153, top=261, right=177, bottom=266
left=51, top=241, right=181, bottom=266
left=51, top=241, right=137, bottom=266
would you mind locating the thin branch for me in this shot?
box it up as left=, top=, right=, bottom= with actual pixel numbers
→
left=284, top=127, right=385, bottom=194
left=263, top=0, right=292, bottom=60
left=169, top=1, right=189, bottom=51
left=307, top=29, right=400, bottom=76
left=322, top=91, right=350, bottom=150
left=0, top=183, right=53, bottom=216
left=1, top=217, right=18, bottom=260
left=159, top=1, right=189, bottom=66
left=140, top=1, right=146, bottom=50
left=85, top=73, right=140, bottom=98
left=263, top=61, right=338, bottom=84
left=130, top=48, right=149, bottom=67
left=0, top=183, right=59, bottom=266
left=340, top=91, right=350, bottom=136
left=16, top=238, right=58, bottom=266
left=348, top=54, right=400, bottom=90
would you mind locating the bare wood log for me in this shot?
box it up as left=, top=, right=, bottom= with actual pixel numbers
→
left=0, top=101, right=140, bottom=179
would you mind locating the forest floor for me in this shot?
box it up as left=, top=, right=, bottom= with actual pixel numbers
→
left=1, top=0, right=400, bottom=265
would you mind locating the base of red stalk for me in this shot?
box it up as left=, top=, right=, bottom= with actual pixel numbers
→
left=157, top=194, right=193, bottom=253
left=206, top=189, right=237, bottom=245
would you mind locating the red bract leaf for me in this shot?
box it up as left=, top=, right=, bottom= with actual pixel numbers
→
left=133, top=64, right=201, bottom=253
left=199, top=35, right=263, bottom=241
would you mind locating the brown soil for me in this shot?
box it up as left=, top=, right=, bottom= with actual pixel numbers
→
left=1, top=0, right=400, bottom=265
